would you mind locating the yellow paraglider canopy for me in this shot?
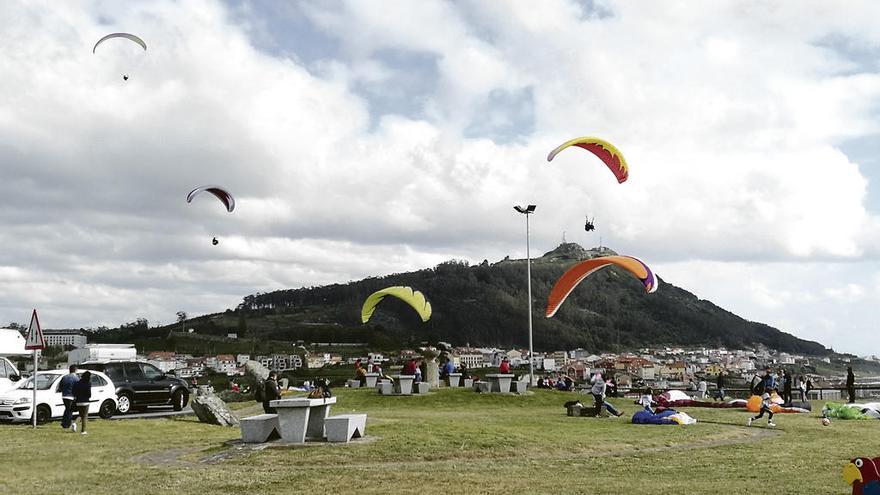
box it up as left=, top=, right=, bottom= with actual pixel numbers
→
left=361, top=286, right=432, bottom=324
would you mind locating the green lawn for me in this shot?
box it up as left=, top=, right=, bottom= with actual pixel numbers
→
left=1, top=388, right=874, bottom=494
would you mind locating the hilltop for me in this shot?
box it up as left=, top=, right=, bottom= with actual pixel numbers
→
left=125, top=243, right=828, bottom=355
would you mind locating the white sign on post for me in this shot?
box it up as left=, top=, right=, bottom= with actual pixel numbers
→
left=24, top=309, right=45, bottom=350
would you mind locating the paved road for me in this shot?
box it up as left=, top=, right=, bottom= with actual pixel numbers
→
left=111, top=406, right=193, bottom=420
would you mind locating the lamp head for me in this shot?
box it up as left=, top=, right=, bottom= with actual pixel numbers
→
left=514, top=205, right=536, bottom=214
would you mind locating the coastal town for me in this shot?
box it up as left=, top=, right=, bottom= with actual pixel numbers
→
left=21, top=328, right=878, bottom=400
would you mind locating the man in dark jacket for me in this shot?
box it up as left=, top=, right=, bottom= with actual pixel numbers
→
left=59, top=365, right=79, bottom=432
left=263, top=371, right=281, bottom=414
left=713, top=371, right=726, bottom=401
left=782, top=370, right=792, bottom=405
left=846, top=367, right=856, bottom=403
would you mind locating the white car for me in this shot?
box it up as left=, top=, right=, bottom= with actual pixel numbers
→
left=0, top=370, right=118, bottom=423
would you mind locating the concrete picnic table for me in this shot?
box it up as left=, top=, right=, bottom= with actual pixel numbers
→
left=391, top=374, right=416, bottom=395
left=485, top=374, right=515, bottom=393
left=269, top=397, right=337, bottom=443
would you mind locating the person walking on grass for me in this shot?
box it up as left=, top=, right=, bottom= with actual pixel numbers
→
left=846, top=367, right=856, bottom=403
left=748, top=391, right=775, bottom=428
left=60, top=365, right=79, bottom=432
left=73, top=371, right=92, bottom=435
left=590, top=373, right=623, bottom=417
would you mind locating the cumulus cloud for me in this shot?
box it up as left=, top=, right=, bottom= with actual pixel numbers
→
left=1, top=0, right=880, bottom=355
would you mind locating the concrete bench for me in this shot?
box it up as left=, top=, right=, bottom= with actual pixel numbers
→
left=325, top=414, right=367, bottom=443
left=364, top=373, right=380, bottom=388
left=474, top=382, right=490, bottom=393
left=414, top=382, right=430, bottom=394
left=347, top=379, right=361, bottom=388
left=378, top=380, right=393, bottom=395
left=463, top=378, right=474, bottom=388
left=240, top=413, right=280, bottom=443
left=513, top=381, right=528, bottom=394
left=446, top=373, right=462, bottom=387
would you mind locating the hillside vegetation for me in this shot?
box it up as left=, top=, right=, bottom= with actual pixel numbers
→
left=132, top=243, right=827, bottom=355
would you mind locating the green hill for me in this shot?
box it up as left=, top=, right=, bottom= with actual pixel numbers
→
left=129, top=243, right=827, bottom=355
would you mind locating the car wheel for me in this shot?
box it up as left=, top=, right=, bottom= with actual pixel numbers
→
left=116, top=393, right=133, bottom=414
left=99, top=399, right=116, bottom=419
left=35, top=404, right=51, bottom=424
left=172, top=389, right=188, bottom=411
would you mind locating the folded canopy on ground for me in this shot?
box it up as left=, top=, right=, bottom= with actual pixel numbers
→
left=631, top=409, right=697, bottom=425
left=361, top=286, right=432, bottom=324
left=745, top=394, right=811, bottom=413
left=824, top=402, right=880, bottom=420
left=655, top=390, right=746, bottom=409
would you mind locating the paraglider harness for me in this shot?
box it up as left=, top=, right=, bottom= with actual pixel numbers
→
left=584, top=216, right=595, bottom=232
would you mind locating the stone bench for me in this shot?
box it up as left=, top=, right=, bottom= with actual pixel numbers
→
left=414, top=382, right=430, bottom=394
left=378, top=380, right=393, bottom=395
left=347, top=379, right=361, bottom=388
left=325, top=414, right=368, bottom=443
left=463, top=378, right=474, bottom=388
left=473, top=382, right=490, bottom=393
left=513, top=381, right=528, bottom=394
left=270, top=397, right=336, bottom=444
left=486, top=374, right=515, bottom=393
left=240, top=413, right=280, bottom=443
left=446, top=373, right=462, bottom=387
left=364, top=373, right=380, bottom=388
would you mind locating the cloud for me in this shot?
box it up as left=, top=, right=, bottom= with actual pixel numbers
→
left=1, top=0, right=880, bottom=355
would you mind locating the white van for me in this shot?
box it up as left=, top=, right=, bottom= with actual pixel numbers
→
left=0, top=329, right=27, bottom=392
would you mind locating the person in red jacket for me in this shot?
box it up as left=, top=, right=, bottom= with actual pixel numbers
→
left=499, top=357, right=510, bottom=374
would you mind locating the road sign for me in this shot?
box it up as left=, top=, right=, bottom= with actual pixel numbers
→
left=24, top=309, right=45, bottom=350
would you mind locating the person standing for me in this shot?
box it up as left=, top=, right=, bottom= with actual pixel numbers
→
left=263, top=371, right=281, bottom=414
left=797, top=375, right=807, bottom=402
left=782, top=370, right=793, bottom=405
left=73, top=371, right=92, bottom=435
left=714, top=371, right=726, bottom=401
left=846, top=367, right=856, bottom=403
left=498, top=357, right=510, bottom=374
left=60, top=365, right=79, bottom=432
left=698, top=378, right=708, bottom=399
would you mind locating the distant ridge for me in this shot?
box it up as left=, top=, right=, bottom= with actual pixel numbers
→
left=164, top=242, right=828, bottom=355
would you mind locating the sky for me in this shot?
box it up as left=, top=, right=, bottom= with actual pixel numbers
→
left=1, top=0, right=880, bottom=356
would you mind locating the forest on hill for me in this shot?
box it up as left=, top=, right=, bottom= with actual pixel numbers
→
left=128, top=243, right=828, bottom=355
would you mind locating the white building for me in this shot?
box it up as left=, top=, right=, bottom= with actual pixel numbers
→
left=43, top=329, right=88, bottom=348
left=236, top=354, right=250, bottom=366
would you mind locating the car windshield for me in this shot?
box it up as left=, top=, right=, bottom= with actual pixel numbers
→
left=19, top=374, right=59, bottom=391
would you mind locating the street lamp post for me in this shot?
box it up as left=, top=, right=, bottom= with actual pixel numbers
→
left=513, top=204, right=536, bottom=386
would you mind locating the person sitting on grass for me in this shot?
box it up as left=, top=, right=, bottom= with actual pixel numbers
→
left=748, top=391, right=775, bottom=427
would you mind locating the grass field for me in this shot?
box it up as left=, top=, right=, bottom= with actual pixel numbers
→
left=1, top=388, right=875, bottom=494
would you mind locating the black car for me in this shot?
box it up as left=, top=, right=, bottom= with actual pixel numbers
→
left=79, top=361, right=189, bottom=414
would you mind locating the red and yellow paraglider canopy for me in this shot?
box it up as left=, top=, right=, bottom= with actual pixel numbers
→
left=547, top=137, right=629, bottom=184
